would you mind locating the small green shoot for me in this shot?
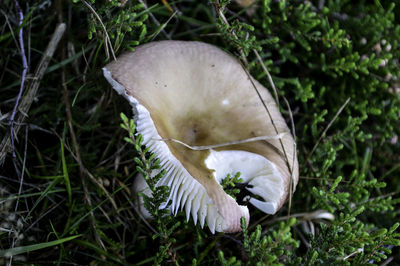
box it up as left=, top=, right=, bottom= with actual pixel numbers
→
left=120, top=112, right=180, bottom=265
left=220, top=172, right=243, bottom=199
left=60, top=140, right=72, bottom=205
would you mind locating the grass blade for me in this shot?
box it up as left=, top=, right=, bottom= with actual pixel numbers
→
left=60, top=140, right=72, bottom=204
left=0, top=235, right=81, bottom=257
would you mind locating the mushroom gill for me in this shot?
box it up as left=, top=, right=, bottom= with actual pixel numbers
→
left=103, top=40, right=299, bottom=233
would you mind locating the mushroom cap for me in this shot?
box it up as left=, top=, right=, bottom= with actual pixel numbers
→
left=103, top=41, right=299, bottom=233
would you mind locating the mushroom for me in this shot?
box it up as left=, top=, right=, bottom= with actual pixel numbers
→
left=103, top=41, right=299, bottom=233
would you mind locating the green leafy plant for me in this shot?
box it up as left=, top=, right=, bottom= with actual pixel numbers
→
left=120, top=112, right=180, bottom=265
left=241, top=217, right=299, bottom=265
left=73, top=0, right=149, bottom=56
left=221, top=172, right=243, bottom=199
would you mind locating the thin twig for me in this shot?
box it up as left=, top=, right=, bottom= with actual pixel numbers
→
left=214, top=1, right=297, bottom=216
left=254, top=50, right=280, bottom=105
left=10, top=0, right=28, bottom=159
left=0, top=23, right=66, bottom=165
left=215, top=2, right=248, bottom=65
left=55, top=127, right=120, bottom=213
left=150, top=10, right=178, bottom=41
left=306, top=97, right=351, bottom=162
left=57, top=0, right=107, bottom=250
left=14, top=126, right=28, bottom=212
left=81, top=0, right=116, bottom=61
left=24, top=199, right=65, bottom=233
left=138, top=0, right=171, bottom=39
left=9, top=125, right=28, bottom=265
left=283, top=96, right=297, bottom=215
left=244, top=209, right=334, bottom=234
left=114, top=177, right=157, bottom=234
left=241, top=63, right=293, bottom=170
left=156, top=134, right=286, bottom=151
left=61, top=71, right=107, bottom=251
left=0, top=9, right=19, bottom=55
left=252, top=48, right=298, bottom=218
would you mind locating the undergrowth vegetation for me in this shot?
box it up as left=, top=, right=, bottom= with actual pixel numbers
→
left=1, top=0, right=399, bottom=264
